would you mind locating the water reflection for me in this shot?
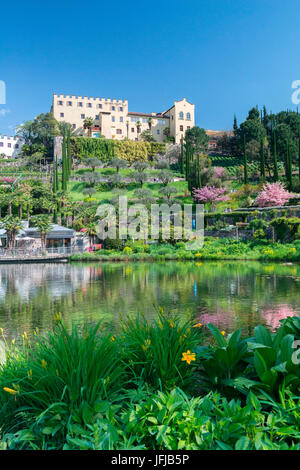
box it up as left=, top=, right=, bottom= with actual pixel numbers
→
left=0, top=261, right=299, bottom=340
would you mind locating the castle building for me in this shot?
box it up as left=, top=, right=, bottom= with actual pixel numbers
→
left=0, top=135, right=24, bottom=158
left=51, top=94, right=195, bottom=144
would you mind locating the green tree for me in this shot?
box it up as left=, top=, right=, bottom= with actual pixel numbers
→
left=185, top=127, right=209, bottom=153
left=83, top=117, right=94, bottom=137
left=85, top=157, right=102, bottom=172
left=0, top=216, right=23, bottom=249
left=31, top=214, right=52, bottom=249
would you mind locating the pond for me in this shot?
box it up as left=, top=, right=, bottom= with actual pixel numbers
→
left=0, top=261, right=300, bottom=340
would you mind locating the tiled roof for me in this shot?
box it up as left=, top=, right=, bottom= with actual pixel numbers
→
left=127, top=112, right=168, bottom=118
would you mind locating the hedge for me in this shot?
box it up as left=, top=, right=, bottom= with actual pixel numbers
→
left=71, top=137, right=166, bottom=163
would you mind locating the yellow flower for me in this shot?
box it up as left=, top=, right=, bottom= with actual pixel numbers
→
left=221, top=331, right=226, bottom=336
left=195, top=253, right=202, bottom=258
left=0, top=328, right=3, bottom=337
left=27, top=369, right=32, bottom=380
left=23, top=332, right=28, bottom=340
left=181, top=350, right=196, bottom=365
left=193, top=322, right=202, bottom=328
left=142, top=339, right=151, bottom=351
left=104, top=376, right=110, bottom=385
left=41, top=359, right=47, bottom=369
left=169, top=319, right=175, bottom=329
left=111, top=336, right=116, bottom=342
left=3, top=387, right=18, bottom=395
left=53, top=313, right=62, bottom=324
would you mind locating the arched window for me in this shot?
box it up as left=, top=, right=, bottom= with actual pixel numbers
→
left=186, top=112, right=191, bottom=120
left=179, top=111, right=184, bottom=119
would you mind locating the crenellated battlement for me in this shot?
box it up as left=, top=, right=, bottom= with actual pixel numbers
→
left=53, top=93, right=128, bottom=105
left=0, top=135, right=24, bottom=141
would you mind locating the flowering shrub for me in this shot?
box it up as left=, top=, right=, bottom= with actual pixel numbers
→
left=255, top=182, right=293, bottom=207
left=193, top=186, right=229, bottom=210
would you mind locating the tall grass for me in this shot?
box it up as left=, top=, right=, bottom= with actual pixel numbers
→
left=0, top=310, right=200, bottom=447
left=119, top=309, right=201, bottom=390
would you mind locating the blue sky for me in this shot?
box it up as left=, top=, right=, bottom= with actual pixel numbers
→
left=1, top=0, right=300, bottom=136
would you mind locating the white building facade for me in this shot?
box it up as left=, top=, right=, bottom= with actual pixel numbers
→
left=0, top=135, right=24, bottom=158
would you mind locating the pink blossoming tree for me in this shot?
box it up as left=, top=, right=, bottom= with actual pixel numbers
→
left=193, top=186, right=229, bottom=210
left=255, top=182, right=294, bottom=207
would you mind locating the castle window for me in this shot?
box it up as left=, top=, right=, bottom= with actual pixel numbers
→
left=81, top=114, right=85, bottom=119
left=78, top=102, right=83, bottom=107
left=179, top=112, right=184, bottom=119
left=95, top=115, right=99, bottom=120
left=116, top=129, right=122, bottom=134
left=8, top=143, right=11, bottom=148
left=112, top=116, right=115, bottom=122
left=186, top=112, right=191, bottom=120
left=111, top=106, right=115, bottom=111
left=120, top=117, right=123, bottom=122
left=98, top=104, right=102, bottom=109
left=60, top=113, right=64, bottom=117
left=67, top=101, right=72, bottom=106
left=131, top=128, right=135, bottom=132
left=180, top=125, right=184, bottom=131
left=157, top=130, right=160, bottom=135
left=119, top=107, right=123, bottom=112
left=0, top=142, right=3, bottom=147
left=87, top=103, right=92, bottom=108
left=72, top=124, right=76, bottom=129
left=58, top=100, right=63, bottom=105
left=15, top=144, right=19, bottom=148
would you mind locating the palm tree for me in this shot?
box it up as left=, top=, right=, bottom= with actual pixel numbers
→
left=14, top=190, right=25, bottom=219
left=0, top=216, right=23, bottom=249
left=3, top=192, right=16, bottom=216
left=41, top=198, right=57, bottom=217
left=30, top=214, right=52, bottom=250
left=126, top=120, right=129, bottom=138
left=83, top=117, right=94, bottom=137
left=136, top=121, right=142, bottom=140
left=19, top=183, right=32, bottom=221
left=85, top=222, right=97, bottom=247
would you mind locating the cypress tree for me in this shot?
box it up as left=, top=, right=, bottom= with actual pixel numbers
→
left=287, top=140, right=293, bottom=190
left=260, top=138, right=265, bottom=182
left=273, top=130, right=279, bottom=181
left=180, top=137, right=184, bottom=175
left=67, top=128, right=72, bottom=175
left=197, top=154, right=202, bottom=189
left=62, top=131, right=67, bottom=191
left=243, top=134, right=248, bottom=184
left=55, top=155, right=59, bottom=191
left=52, top=160, right=56, bottom=194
